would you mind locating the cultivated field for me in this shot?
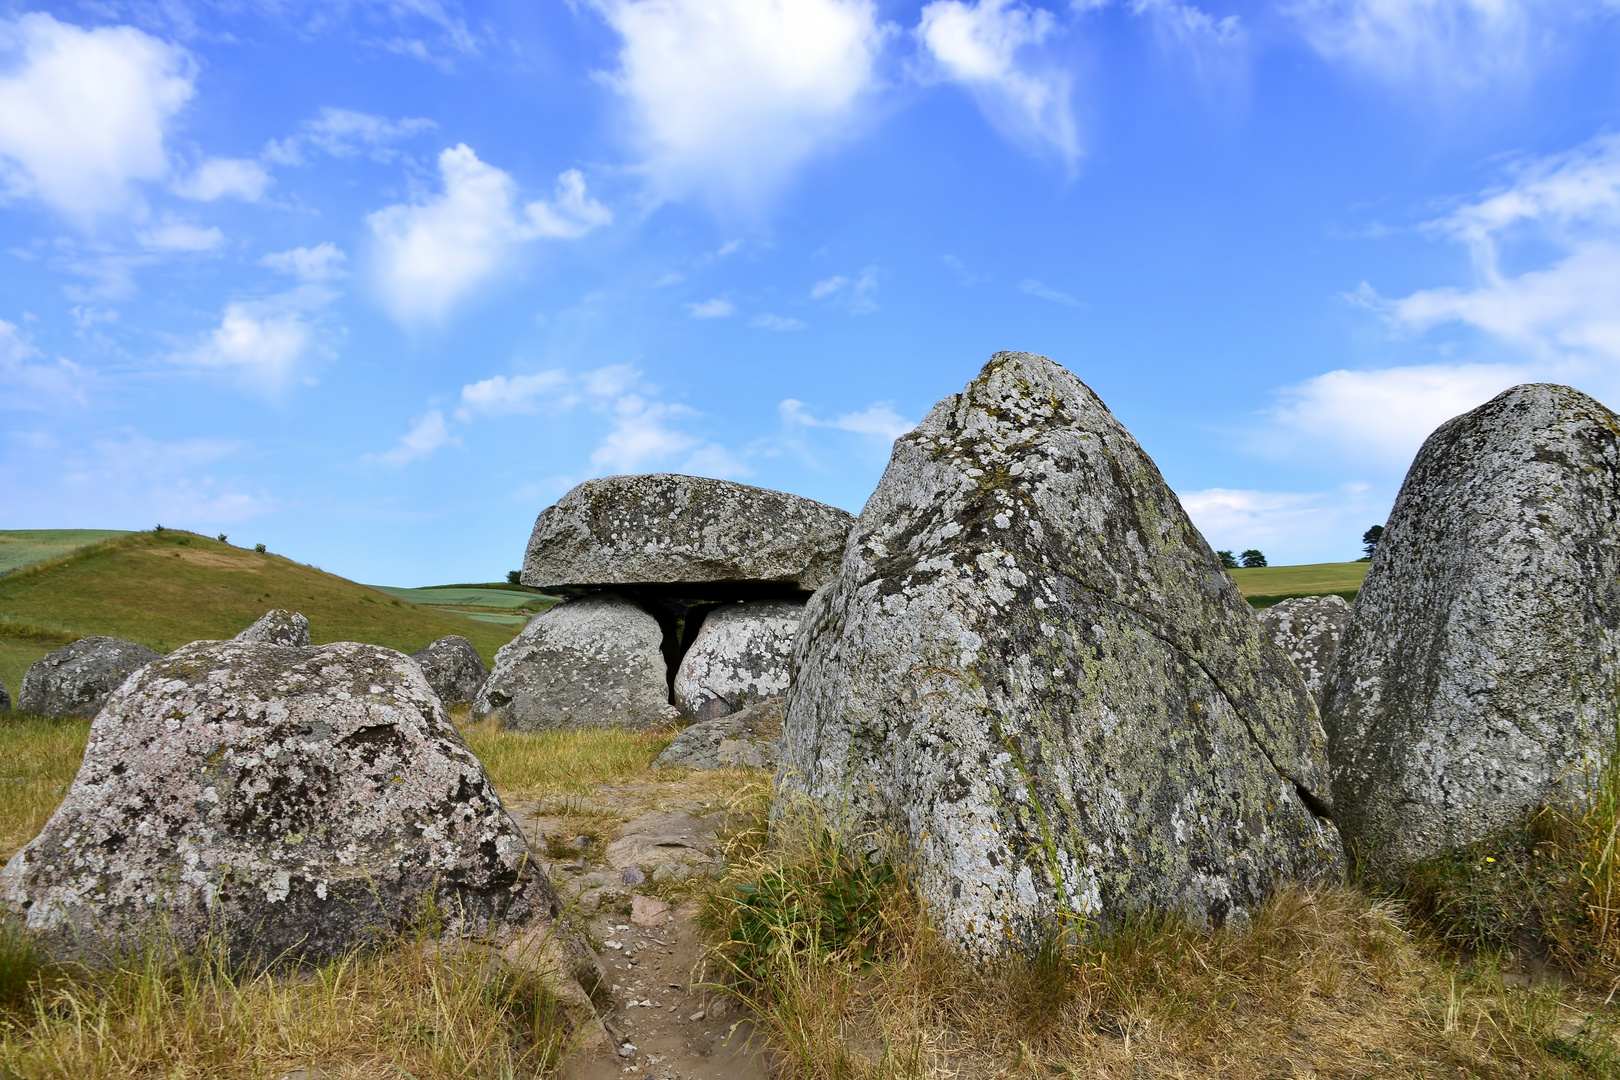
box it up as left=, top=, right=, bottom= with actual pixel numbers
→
left=1230, top=560, right=1369, bottom=608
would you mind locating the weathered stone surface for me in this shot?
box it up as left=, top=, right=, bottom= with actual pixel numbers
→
left=1, top=639, right=569, bottom=970
left=522, top=474, right=855, bottom=593
left=236, top=609, right=310, bottom=646
left=1258, top=595, right=1352, bottom=703
left=411, top=635, right=489, bottom=705
left=672, top=601, right=802, bottom=719
left=471, top=594, right=677, bottom=731
left=1322, top=384, right=1620, bottom=883
left=18, top=637, right=163, bottom=719
left=655, top=697, right=784, bottom=770
left=603, top=809, right=724, bottom=884
left=779, top=351, right=1342, bottom=961
left=0, top=679, right=9, bottom=714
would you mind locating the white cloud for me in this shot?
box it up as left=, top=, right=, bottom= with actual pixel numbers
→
left=751, top=313, right=807, bottom=330
left=0, top=13, right=194, bottom=217
left=137, top=219, right=224, bottom=252
left=594, top=0, right=887, bottom=207
left=261, top=243, right=347, bottom=282
left=455, top=369, right=572, bottom=419
left=0, top=318, right=88, bottom=406
left=1129, top=0, right=1246, bottom=83
left=811, top=266, right=881, bottom=312
left=1264, top=362, right=1530, bottom=467
left=373, top=409, right=459, bottom=466
left=1178, top=484, right=1380, bottom=564
left=780, top=398, right=915, bottom=439
left=687, top=297, right=736, bottom=318
left=917, top=0, right=1077, bottom=166
left=1366, top=132, right=1620, bottom=368
left=1286, top=0, right=1548, bottom=88
left=174, top=157, right=270, bottom=201
left=193, top=303, right=313, bottom=387
left=1019, top=278, right=1082, bottom=306
left=52, top=432, right=273, bottom=524
left=367, top=145, right=611, bottom=324
left=264, top=107, right=437, bottom=166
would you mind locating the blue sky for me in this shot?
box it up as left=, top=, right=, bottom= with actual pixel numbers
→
left=1, top=0, right=1618, bottom=585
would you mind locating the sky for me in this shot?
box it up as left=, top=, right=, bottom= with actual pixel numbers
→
left=1, top=0, right=1618, bottom=586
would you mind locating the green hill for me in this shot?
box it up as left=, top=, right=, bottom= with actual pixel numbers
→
left=0, top=530, right=524, bottom=702
left=0, top=530, right=132, bottom=576
left=367, top=585, right=555, bottom=628
left=1229, top=561, right=1368, bottom=608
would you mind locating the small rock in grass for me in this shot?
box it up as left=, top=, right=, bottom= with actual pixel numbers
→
left=235, top=608, right=310, bottom=646
left=410, top=635, right=489, bottom=704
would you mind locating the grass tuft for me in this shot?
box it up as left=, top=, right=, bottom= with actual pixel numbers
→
left=458, top=718, right=675, bottom=801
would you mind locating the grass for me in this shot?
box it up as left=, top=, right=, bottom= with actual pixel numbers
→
left=0, top=914, right=585, bottom=1079
left=1229, top=560, right=1369, bottom=608
left=369, top=585, right=557, bottom=629
left=0, top=530, right=131, bottom=577
left=0, top=528, right=522, bottom=699
left=457, top=715, right=676, bottom=801
left=0, top=716, right=90, bottom=862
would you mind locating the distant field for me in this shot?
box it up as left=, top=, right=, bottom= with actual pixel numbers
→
left=0, top=530, right=522, bottom=702
left=1230, top=561, right=1368, bottom=608
left=0, top=530, right=131, bottom=576
left=369, top=585, right=555, bottom=628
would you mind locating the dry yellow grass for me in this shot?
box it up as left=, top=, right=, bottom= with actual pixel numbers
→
left=457, top=715, right=676, bottom=801
left=0, top=717, right=89, bottom=861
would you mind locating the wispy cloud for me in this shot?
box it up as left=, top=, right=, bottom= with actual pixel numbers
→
left=780, top=397, right=914, bottom=439
left=372, top=409, right=459, bottom=467
left=751, top=313, right=807, bottom=330
left=0, top=318, right=89, bottom=407
left=1019, top=278, right=1082, bottom=306
left=686, top=297, right=736, bottom=318
left=1178, top=484, right=1380, bottom=563
left=173, top=157, right=270, bottom=202
left=811, top=266, right=880, bottom=312
left=264, top=107, right=437, bottom=166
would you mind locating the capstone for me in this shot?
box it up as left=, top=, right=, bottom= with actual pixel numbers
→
left=411, top=635, right=489, bottom=705
left=236, top=609, right=310, bottom=646
left=779, top=351, right=1343, bottom=961
left=1257, top=595, right=1352, bottom=704
left=471, top=593, right=677, bottom=731
left=1, top=639, right=574, bottom=972
left=1321, top=383, right=1620, bottom=883
left=522, top=474, right=855, bottom=593
left=672, top=600, right=802, bottom=719
left=18, top=636, right=163, bottom=719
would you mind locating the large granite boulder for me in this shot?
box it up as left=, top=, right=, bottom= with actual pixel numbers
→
left=411, top=635, right=489, bottom=705
left=672, top=600, right=802, bottom=719
left=0, top=679, right=9, bottom=714
left=236, top=609, right=310, bottom=646
left=1, top=639, right=572, bottom=971
left=18, top=637, right=163, bottom=719
left=779, top=352, right=1342, bottom=961
left=523, top=474, right=855, bottom=593
left=471, top=594, right=677, bottom=731
left=1322, top=384, right=1620, bottom=883
left=655, top=697, right=785, bottom=770
left=1258, top=595, right=1352, bottom=704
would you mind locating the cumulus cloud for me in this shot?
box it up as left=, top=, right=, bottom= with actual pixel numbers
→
left=687, top=297, right=735, bottom=318
left=261, top=243, right=347, bottom=282
left=182, top=274, right=341, bottom=394
left=1262, top=362, right=1530, bottom=468
left=593, top=0, right=887, bottom=207
left=367, top=145, right=612, bottom=324
left=0, top=13, right=194, bottom=217
left=173, top=157, right=270, bottom=201
left=917, top=0, right=1077, bottom=166
left=372, top=409, right=460, bottom=466
left=137, top=219, right=224, bottom=252
left=455, top=369, right=573, bottom=419
left=1178, top=484, right=1380, bottom=563
left=1286, top=0, right=1550, bottom=89
left=1364, top=132, right=1620, bottom=368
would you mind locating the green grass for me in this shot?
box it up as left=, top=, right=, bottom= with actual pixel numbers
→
left=1228, top=560, right=1369, bottom=608
left=0, top=529, right=522, bottom=702
left=458, top=718, right=674, bottom=800
left=369, top=585, right=556, bottom=628
left=0, top=716, right=89, bottom=861
left=0, top=530, right=131, bottom=577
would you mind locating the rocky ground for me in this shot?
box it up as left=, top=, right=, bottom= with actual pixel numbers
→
left=505, top=773, right=772, bottom=1080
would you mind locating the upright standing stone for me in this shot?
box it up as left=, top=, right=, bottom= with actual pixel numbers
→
left=1322, top=384, right=1620, bottom=883
left=236, top=609, right=310, bottom=646
left=673, top=600, right=803, bottom=719
left=2, top=640, right=572, bottom=971
left=471, top=594, right=677, bottom=731
left=780, top=352, right=1341, bottom=961
left=523, top=475, right=855, bottom=592
left=411, top=635, right=490, bottom=705
left=1258, top=595, right=1353, bottom=704
left=19, top=637, right=164, bottom=719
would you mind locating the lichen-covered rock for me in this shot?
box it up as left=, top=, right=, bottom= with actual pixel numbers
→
left=471, top=594, right=677, bottom=731
left=655, top=697, right=785, bottom=769
left=779, top=352, right=1342, bottom=961
left=672, top=601, right=802, bottom=719
left=18, top=637, right=163, bottom=719
left=523, top=474, right=855, bottom=592
left=0, top=679, right=10, bottom=714
left=0, top=639, right=570, bottom=971
left=1321, top=384, right=1620, bottom=884
left=1258, top=595, right=1352, bottom=703
left=235, top=609, right=310, bottom=646
left=411, top=635, right=489, bottom=705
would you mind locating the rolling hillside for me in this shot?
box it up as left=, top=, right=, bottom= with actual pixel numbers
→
left=0, top=530, right=524, bottom=701
left=1229, top=560, right=1368, bottom=608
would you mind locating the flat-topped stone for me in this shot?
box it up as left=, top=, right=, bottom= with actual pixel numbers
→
left=522, top=474, right=855, bottom=594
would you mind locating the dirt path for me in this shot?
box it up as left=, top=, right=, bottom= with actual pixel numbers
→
left=505, top=775, right=772, bottom=1080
